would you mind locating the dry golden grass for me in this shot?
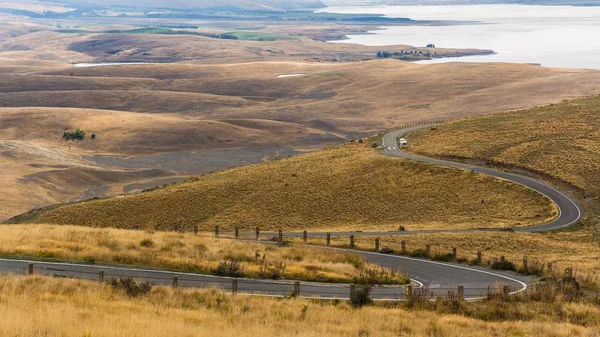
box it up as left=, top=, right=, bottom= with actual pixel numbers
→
left=408, top=95, right=600, bottom=199
left=0, top=275, right=598, bottom=337
left=318, top=229, right=600, bottom=284
left=0, top=224, right=401, bottom=283
left=12, top=143, right=556, bottom=231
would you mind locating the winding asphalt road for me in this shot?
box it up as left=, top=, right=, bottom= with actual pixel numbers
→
left=0, top=125, right=581, bottom=300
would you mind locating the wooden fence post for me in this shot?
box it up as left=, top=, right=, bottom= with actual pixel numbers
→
left=215, top=225, right=219, bottom=237
left=326, top=233, right=331, bottom=246
left=303, top=230, right=308, bottom=244
left=477, top=251, right=482, bottom=264
left=406, top=285, right=412, bottom=300
left=172, top=276, right=178, bottom=288
left=522, top=257, right=528, bottom=272
left=375, top=237, right=380, bottom=252
left=350, top=284, right=356, bottom=299
left=193, top=225, right=198, bottom=236
left=255, top=227, right=260, bottom=241
left=27, top=263, right=33, bottom=276
left=458, top=285, right=464, bottom=300
left=349, top=235, right=355, bottom=248
left=452, top=247, right=457, bottom=261
left=426, top=244, right=431, bottom=256
left=279, top=229, right=283, bottom=242
left=232, top=279, right=238, bottom=294
left=500, top=256, right=505, bottom=263
left=503, top=285, right=510, bottom=298
left=234, top=226, right=239, bottom=238
left=548, top=261, right=553, bottom=273
left=401, top=240, right=406, bottom=254
left=99, top=270, right=105, bottom=283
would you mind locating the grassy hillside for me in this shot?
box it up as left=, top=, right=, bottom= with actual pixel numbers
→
left=1, top=275, right=599, bottom=337
left=9, top=143, right=556, bottom=231
left=0, top=224, right=406, bottom=284
left=408, top=95, right=600, bottom=199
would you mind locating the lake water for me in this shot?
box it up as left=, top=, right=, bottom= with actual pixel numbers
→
left=319, top=5, right=600, bottom=69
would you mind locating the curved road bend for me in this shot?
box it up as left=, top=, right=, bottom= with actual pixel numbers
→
left=0, top=125, right=578, bottom=300
left=382, top=125, right=581, bottom=233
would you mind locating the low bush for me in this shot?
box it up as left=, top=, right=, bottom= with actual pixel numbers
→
left=62, top=129, right=86, bottom=141
left=490, top=258, right=516, bottom=271
left=409, top=249, right=428, bottom=258
left=431, top=253, right=454, bottom=262
left=110, top=278, right=152, bottom=297
left=214, top=260, right=244, bottom=277
left=350, top=285, right=372, bottom=308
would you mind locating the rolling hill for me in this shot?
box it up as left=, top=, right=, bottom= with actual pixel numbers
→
left=7, top=142, right=556, bottom=231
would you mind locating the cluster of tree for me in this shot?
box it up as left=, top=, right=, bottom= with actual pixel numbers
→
left=426, top=43, right=436, bottom=48
left=377, top=50, right=436, bottom=58
left=62, top=129, right=86, bottom=141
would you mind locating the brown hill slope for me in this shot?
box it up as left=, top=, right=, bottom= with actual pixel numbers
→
left=9, top=143, right=556, bottom=231
left=408, top=95, right=600, bottom=200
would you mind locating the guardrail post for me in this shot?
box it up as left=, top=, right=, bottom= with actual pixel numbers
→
left=326, top=233, right=331, bottom=246
left=255, top=227, right=260, bottom=241
left=27, top=263, right=33, bottom=276
left=477, top=251, right=482, bottom=264
left=503, top=285, right=510, bottom=298
left=349, top=235, right=355, bottom=248
left=350, top=284, right=356, bottom=299
left=401, top=240, right=406, bottom=254
left=172, top=276, right=178, bottom=288
left=232, top=279, right=238, bottom=294
left=294, top=281, right=301, bottom=297
left=303, top=230, right=308, bottom=244
left=426, top=244, right=431, bottom=256
left=452, top=247, right=457, bottom=261
left=215, top=225, right=219, bottom=237
left=457, top=286, right=464, bottom=300
left=279, top=229, right=283, bottom=242
left=234, top=226, right=239, bottom=238
left=99, top=270, right=105, bottom=283
left=375, top=237, right=380, bottom=252
left=193, top=225, right=198, bottom=236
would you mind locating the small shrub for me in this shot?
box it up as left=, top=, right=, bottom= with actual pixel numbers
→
left=110, top=278, right=152, bottom=297
left=90, top=133, right=96, bottom=140
left=398, top=226, right=406, bottom=232
left=214, top=260, right=244, bottom=277
left=491, top=258, right=516, bottom=271
left=379, top=247, right=394, bottom=254
left=350, top=285, right=372, bottom=308
left=409, top=249, right=428, bottom=258
left=62, top=128, right=86, bottom=141
left=140, top=239, right=154, bottom=248
left=83, top=256, right=96, bottom=264
left=431, top=253, right=454, bottom=262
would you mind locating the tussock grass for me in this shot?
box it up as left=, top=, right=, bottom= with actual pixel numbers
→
left=14, top=144, right=555, bottom=231
left=0, top=224, right=407, bottom=284
left=409, top=95, right=600, bottom=199
left=0, top=275, right=598, bottom=337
